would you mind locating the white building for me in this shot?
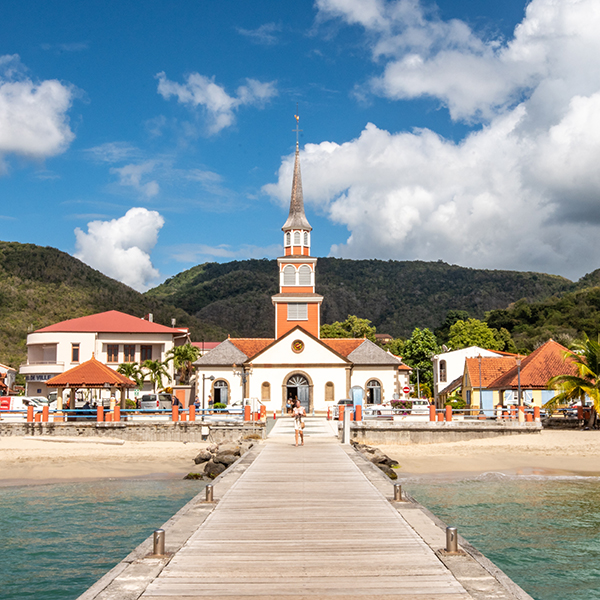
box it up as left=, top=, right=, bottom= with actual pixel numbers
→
left=20, top=310, right=189, bottom=397
left=0, top=363, right=17, bottom=394
left=194, top=130, right=411, bottom=413
left=432, top=346, right=506, bottom=404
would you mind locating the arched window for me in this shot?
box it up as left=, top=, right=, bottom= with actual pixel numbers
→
left=261, top=382, right=271, bottom=401
left=213, top=380, right=229, bottom=405
left=325, top=381, right=334, bottom=402
left=366, top=380, right=382, bottom=405
left=304, top=231, right=309, bottom=246
left=283, top=265, right=296, bottom=286
left=285, top=232, right=291, bottom=246
left=439, top=360, right=447, bottom=383
left=298, top=265, right=311, bottom=286
left=294, top=231, right=301, bottom=245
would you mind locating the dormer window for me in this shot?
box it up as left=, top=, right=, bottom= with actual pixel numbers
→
left=285, top=232, right=291, bottom=246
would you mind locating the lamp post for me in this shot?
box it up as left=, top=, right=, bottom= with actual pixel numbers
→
left=516, top=357, right=522, bottom=407
left=415, top=367, right=421, bottom=399
left=202, top=374, right=215, bottom=420
left=478, top=355, right=483, bottom=413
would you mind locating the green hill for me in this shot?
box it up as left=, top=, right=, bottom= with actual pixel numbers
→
left=146, top=258, right=573, bottom=339
left=0, top=241, right=227, bottom=369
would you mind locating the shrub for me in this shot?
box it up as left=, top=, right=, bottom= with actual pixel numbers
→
left=213, top=402, right=227, bottom=409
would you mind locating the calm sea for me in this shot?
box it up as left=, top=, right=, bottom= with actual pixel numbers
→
left=404, top=474, right=600, bottom=600
left=0, top=478, right=202, bottom=600
left=1, top=475, right=599, bottom=600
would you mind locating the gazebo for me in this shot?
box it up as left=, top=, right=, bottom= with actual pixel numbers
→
left=46, top=354, right=136, bottom=410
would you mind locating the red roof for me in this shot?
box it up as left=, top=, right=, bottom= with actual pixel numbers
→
left=46, top=355, right=136, bottom=387
left=36, top=310, right=187, bottom=335
left=229, top=338, right=275, bottom=360
left=490, top=339, right=577, bottom=389
left=465, top=357, right=517, bottom=387
left=321, top=339, right=365, bottom=357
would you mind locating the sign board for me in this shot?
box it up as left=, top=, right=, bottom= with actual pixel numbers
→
left=402, top=386, right=411, bottom=394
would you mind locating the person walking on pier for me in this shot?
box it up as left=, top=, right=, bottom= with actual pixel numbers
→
left=293, top=399, right=306, bottom=446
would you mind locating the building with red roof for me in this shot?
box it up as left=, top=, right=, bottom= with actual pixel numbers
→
left=461, top=339, right=577, bottom=412
left=193, top=127, right=411, bottom=413
left=21, top=310, right=189, bottom=398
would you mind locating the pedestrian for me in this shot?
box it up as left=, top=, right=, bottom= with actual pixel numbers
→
left=293, top=399, right=306, bottom=446
left=172, top=396, right=181, bottom=408
left=194, top=397, right=200, bottom=411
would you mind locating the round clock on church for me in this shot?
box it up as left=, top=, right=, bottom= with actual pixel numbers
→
left=292, top=339, right=305, bottom=353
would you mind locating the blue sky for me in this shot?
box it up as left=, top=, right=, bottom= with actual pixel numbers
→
left=2, top=0, right=600, bottom=290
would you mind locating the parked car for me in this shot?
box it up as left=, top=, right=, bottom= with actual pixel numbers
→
left=410, top=399, right=430, bottom=415
left=140, top=393, right=173, bottom=410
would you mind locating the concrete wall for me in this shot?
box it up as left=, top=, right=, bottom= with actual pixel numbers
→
left=0, top=421, right=265, bottom=443
left=350, top=421, right=542, bottom=445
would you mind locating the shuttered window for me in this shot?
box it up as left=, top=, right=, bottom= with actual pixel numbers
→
left=287, top=303, right=308, bottom=320
left=298, top=265, right=311, bottom=286
left=294, top=231, right=301, bottom=245
left=283, top=265, right=296, bottom=285
left=304, top=231, right=309, bottom=246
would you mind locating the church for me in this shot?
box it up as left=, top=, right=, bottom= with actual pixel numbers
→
left=194, top=125, right=411, bottom=414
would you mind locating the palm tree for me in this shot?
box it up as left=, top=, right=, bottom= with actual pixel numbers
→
left=547, top=334, right=600, bottom=427
left=142, top=359, right=171, bottom=393
left=117, top=362, right=144, bottom=398
left=166, top=343, right=200, bottom=384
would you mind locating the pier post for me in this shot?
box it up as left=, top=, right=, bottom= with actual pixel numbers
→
left=437, top=411, right=444, bottom=422
left=534, top=406, right=541, bottom=422
left=27, top=405, right=34, bottom=423
left=189, top=405, right=195, bottom=421
left=394, top=484, right=402, bottom=501
left=206, top=484, right=214, bottom=502
left=42, top=405, right=49, bottom=422
left=113, top=406, right=120, bottom=422
left=97, top=406, right=104, bottom=422
left=429, top=404, right=436, bottom=421
left=446, top=526, right=458, bottom=553
left=172, top=405, right=179, bottom=422
left=445, top=405, right=452, bottom=422
left=355, top=404, right=362, bottom=422
left=153, top=529, right=165, bottom=556
left=518, top=405, right=525, bottom=423
left=244, top=405, right=251, bottom=421
left=342, top=407, right=351, bottom=444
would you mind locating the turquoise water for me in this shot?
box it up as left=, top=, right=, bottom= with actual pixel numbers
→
left=0, top=479, right=201, bottom=600
left=404, top=474, right=600, bottom=600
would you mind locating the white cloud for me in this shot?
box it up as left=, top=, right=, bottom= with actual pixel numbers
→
left=85, top=142, right=140, bottom=163
left=111, top=161, right=160, bottom=197
left=74, top=208, right=164, bottom=291
left=156, top=72, right=277, bottom=134
left=0, top=54, right=74, bottom=169
left=237, top=23, right=282, bottom=45
left=262, top=0, right=600, bottom=280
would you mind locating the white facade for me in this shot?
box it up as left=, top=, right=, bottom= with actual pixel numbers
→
left=0, top=363, right=17, bottom=392
left=196, top=328, right=410, bottom=414
left=432, top=346, right=504, bottom=401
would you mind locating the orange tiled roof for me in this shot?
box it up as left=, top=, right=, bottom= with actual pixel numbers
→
left=229, top=338, right=275, bottom=360
left=322, top=339, right=365, bottom=357
left=465, top=356, right=517, bottom=388
left=36, top=310, right=187, bottom=335
left=46, top=355, right=136, bottom=387
left=490, top=339, right=577, bottom=389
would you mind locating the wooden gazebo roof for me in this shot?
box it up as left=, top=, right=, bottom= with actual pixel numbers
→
left=46, top=355, right=136, bottom=388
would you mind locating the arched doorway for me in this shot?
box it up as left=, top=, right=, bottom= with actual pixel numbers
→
left=366, top=380, right=382, bottom=405
left=286, top=374, right=310, bottom=412
left=213, top=380, right=229, bottom=405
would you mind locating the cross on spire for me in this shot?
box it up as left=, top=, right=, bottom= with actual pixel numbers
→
left=293, top=105, right=302, bottom=145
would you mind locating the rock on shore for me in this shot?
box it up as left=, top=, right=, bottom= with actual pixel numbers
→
left=352, top=442, right=399, bottom=479
left=185, top=439, right=255, bottom=480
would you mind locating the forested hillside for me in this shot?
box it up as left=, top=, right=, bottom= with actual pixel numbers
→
left=0, top=242, right=227, bottom=369
left=146, top=258, right=573, bottom=338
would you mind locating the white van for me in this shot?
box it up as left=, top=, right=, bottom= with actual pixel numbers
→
left=0, top=396, right=50, bottom=412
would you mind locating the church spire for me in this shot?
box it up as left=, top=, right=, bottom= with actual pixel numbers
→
left=282, top=114, right=312, bottom=232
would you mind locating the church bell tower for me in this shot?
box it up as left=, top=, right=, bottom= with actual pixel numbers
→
left=272, top=114, right=323, bottom=339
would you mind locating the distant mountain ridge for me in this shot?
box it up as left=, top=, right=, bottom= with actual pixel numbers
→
left=145, top=258, right=577, bottom=339
left=0, top=241, right=227, bottom=369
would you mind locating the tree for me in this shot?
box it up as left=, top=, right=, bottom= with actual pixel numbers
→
left=384, top=338, right=405, bottom=357
left=435, top=310, right=470, bottom=341
left=447, top=318, right=516, bottom=352
left=320, top=315, right=376, bottom=342
left=401, top=328, right=440, bottom=390
left=142, top=359, right=171, bottom=393
left=547, top=333, right=600, bottom=427
left=116, top=362, right=144, bottom=398
left=166, top=343, right=200, bottom=384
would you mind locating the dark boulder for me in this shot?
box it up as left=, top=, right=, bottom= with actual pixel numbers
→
left=214, top=452, right=238, bottom=466
left=203, top=459, right=226, bottom=479
left=193, top=449, right=213, bottom=464
left=377, top=464, right=398, bottom=480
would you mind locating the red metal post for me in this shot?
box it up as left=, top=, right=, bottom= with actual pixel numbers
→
left=244, top=405, right=251, bottom=421
left=189, top=405, right=196, bottom=421
left=445, top=405, right=452, bottom=422
left=97, top=406, right=104, bottom=422
left=355, top=405, right=362, bottom=421
left=27, top=405, right=34, bottom=423
left=42, top=405, right=49, bottom=423
left=172, top=405, right=179, bottom=422
left=429, top=404, right=436, bottom=422
left=113, top=406, right=120, bottom=422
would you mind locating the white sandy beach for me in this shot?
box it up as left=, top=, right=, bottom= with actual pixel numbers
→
left=1, top=430, right=599, bottom=485
left=378, top=430, right=600, bottom=477
left=0, top=436, right=208, bottom=485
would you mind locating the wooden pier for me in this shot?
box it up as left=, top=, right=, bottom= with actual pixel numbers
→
left=80, top=417, right=532, bottom=600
